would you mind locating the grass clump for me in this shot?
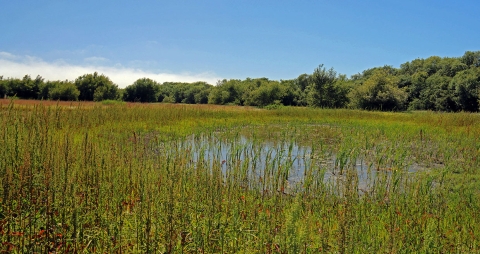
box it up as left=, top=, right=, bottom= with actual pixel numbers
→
left=101, top=99, right=126, bottom=105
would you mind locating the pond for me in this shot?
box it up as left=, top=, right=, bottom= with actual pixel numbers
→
left=156, top=133, right=431, bottom=194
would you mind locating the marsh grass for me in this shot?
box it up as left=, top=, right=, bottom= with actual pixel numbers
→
left=0, top=102, right=479, bottom=253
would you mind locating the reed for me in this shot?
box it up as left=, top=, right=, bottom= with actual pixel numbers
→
left=0, top=102, right=479, bottom=252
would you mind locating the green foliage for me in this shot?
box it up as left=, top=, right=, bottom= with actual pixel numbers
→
left=461, top=51, right=480, bottom=67
left=306, top=64, right=340, bottom=108
left=159, top=81, right=212, bottom=104
left=6, top=75, right=43, bottom=99
left=2, top=50, right=480, bottom=112
left=450, top=67, right=480, bottom=111
left=48, top=81, right=80, bottom=101
left=348, top=69, right=407, bottom=110
left=101, top=99, right=126, bottom=105
left=244, top=79, right=285, bottom=107
left=410, top=74, right=455, bottom=111
left=263, top=101, right=284, bottom=110
left=208, top=79, right=244, bottom=105
left=437, top=58, right=468, bottom=77
left=75, top=72, right=119, bottom=101
left=123, top=78, right=160, bottom=102
left=407, top=71, right=429, bottom=103
left=0, top=76, right=8, bottom=98
left=38, top=81, right=57, bottom=100
left=291, top=74, right=310, bottom=106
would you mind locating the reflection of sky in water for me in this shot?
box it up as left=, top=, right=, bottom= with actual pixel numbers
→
left=178, top=135, right=309, bottom=178
left=162, top=134, right=427, bottom=192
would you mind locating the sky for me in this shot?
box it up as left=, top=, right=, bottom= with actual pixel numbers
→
left=1, top=0, right=479, bottom=88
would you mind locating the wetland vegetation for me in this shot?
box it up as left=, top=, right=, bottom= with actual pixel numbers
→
left=1, top=102, right=479, bottom=252
left=2, top=51, right=480, bottom=113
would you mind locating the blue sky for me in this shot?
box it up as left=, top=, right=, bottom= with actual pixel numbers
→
left=1, top=0, right=479, bottom=87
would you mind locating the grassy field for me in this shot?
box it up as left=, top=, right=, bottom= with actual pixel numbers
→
left=0, top=100, right=479, bottom=253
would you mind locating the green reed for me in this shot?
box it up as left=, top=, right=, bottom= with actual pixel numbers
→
left=0, top=103, right=479, bottom=252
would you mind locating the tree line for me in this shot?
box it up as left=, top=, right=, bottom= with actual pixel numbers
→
left=1, top=51, right=479, bottom=111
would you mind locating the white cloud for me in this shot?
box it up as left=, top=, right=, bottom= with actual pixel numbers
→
left=0, top=52, right=221, bottom=88
left=84, top=56, right=109, bottom=64
left=0, top=51, right=18, bottom=59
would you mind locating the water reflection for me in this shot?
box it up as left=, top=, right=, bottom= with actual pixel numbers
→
left=169, top=134, right=426, bottom=192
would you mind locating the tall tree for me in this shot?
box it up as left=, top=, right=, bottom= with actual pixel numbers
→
left=8, top=75, right=43, bottom=99
left=348, top=69, right=407, bottom=111
left=461, top=51, right=480, bottom=67
left=208, top=79, right=244, bottom=105
left=306, top=64, right=339, bottom=108
left=123, top=78, right=160, bottom=102
left=75, top=72, right=118, bottom=101
left=450, top=68, right=480, bottom=112
left=0, top=76, right=8, bottom=98
left=49, top=81, right=80, bottom=101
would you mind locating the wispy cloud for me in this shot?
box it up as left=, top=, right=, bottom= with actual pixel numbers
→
left=84, top=56, right=109, bottom=64
left=0, top=52, right=17, bottom=59
left=0, top=52, right=221, bottom=88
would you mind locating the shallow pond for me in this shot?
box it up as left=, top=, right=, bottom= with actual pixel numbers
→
left=160, top=133, right=431, bottom=193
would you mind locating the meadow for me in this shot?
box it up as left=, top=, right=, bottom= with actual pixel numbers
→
left=0, top=100, right=479, bottom=253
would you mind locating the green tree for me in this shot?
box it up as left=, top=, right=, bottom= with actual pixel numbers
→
left=75, top=72, right=118, bottom=101
left=461, top=51, right=480, bottom=67
left=291, top=74, right=310, bottom=106
left=437, top=58, right=468, bottom=77
left=407, top=71, right=428, bottom=104
left=49, top=81, right=80, bottom=101
left=188, top=82, right=212, bottom=104
left=8, top=75, right=43, bottom=99
left=123, top=78, right=160, bottom=102
left=306, top=65, right=345, bottom=108
left=93, top=84, right=119, bottom=101
left=450, top=68, right=480, bottom=111
left=399, top=58, right=425, bottom=75
left=0, top=76, right=8, bottom=98
left=280, top=79, right=301, bottom=106
left=423, top=56, right=443, bottom=75
left=245, top=79, right=285, bottom=107
left=348, top=69, right=407, bottom=111
left=38, top=81, right=58, bottom=100
left=208, top=79, right=244, bottom=105
left=410, top=74, right=455, bottom=111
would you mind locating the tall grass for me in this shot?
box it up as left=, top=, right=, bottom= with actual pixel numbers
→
left=0, top=102, right=479, bottom=252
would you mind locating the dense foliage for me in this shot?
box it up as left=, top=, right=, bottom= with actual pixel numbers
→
left=1, top=51, right=480, bottom=111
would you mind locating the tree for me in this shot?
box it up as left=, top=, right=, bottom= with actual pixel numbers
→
left=461, top=51, right=480, bottom=67
left=291, top=74, right=310, bottom=106
left=38, top=81, right=58, bottom=100
left=93, top=84, right=119, bottom=101
left=123, top=78, right=160, bottom=102
left=423, top=56, right=443, bottom=75
left=187, top=82, right=212, bottom=104
left=0, top=76, right=8, bottom=98
left=306, top=65, right=344, bottom=108
left=437, top=58, right=468, bottom=77
left=280, top=79, right=301, bottom=106
left=49, top=81, right=80, bottom=101
left=411, top=74, right=455, bottom=111
left=450, top=68, right=480, bottom=111
left=8, top=75, right=43, bottom=99
left=399, top=59, right=425, bottom=75
left=208, top=79, right=244, bottom=105
left=75, top=72, right=118, bottom=101
left=407, top=71, right=428, bottom=103
left=244, top=80, right=285, bottom=107
left=348, top=69, right=407, bottom=111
